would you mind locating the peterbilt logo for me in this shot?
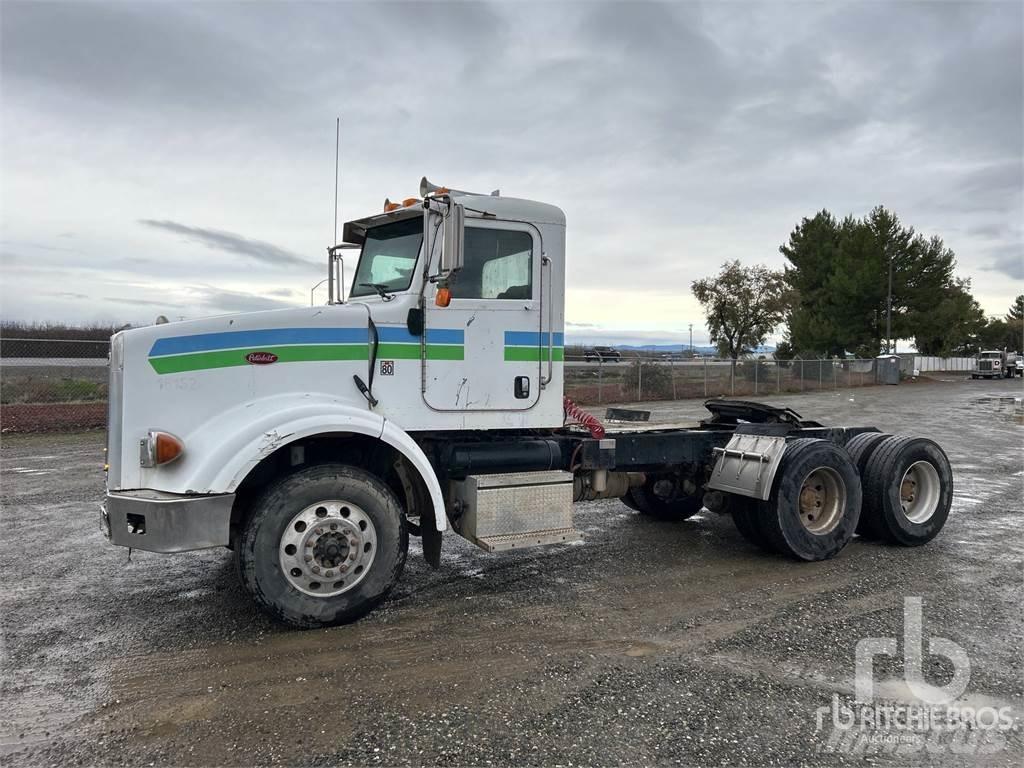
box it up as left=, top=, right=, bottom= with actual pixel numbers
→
left=245, top=351, right=278, bottom=365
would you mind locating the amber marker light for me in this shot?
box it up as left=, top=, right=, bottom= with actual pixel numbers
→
left=435, top=287, right=452, bottom=307
left=141, top=430, right=185, bottom=467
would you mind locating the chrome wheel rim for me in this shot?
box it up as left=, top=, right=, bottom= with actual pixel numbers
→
left=279, top=500, right=377, bottom=597
left=798, top=467, right=846, bottom=535
left=899, top=461, right=941, bottom=524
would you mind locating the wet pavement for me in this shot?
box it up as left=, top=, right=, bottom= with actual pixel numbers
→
left=2, top=377, right=1022, bottom=766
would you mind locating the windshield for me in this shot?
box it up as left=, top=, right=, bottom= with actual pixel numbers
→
left=980, top=352, right=1002, bottom=358
left=349, top=217, right=422, bottom=298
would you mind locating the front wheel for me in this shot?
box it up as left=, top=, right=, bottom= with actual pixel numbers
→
left=237, top=464, right=408, bottom=628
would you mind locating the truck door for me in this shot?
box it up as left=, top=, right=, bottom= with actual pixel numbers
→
left=423, top=219, right=546, bottom=411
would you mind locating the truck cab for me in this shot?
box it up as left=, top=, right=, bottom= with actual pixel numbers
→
left=972, top=350, right=1009, bottom=379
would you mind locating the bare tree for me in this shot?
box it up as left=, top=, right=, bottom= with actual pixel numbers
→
left=692, top=261, right=789, bottom=361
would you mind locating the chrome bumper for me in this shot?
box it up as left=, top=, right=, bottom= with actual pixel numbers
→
left=102, top=490, right=234, bottom=553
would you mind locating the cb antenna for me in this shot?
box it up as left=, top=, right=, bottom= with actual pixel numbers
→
left=333, top=116, right=340, bottom=246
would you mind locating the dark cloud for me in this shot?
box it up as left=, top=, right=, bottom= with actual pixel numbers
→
left=185, top=286, right=297, bottom=315
left=1, top=1, right=1021, bottom=333
left=138, top=220, right=314, bottom=267
left=982, top=245, right=1024, bottom=281
left=0, top=2, right=285, bottom=113
left=105, top=296, right=185, bottom=309
left=50, top=291, right=89, bottom=300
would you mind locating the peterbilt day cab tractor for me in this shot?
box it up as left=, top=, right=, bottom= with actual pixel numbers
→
left=103, top=178, right=954, bottom=628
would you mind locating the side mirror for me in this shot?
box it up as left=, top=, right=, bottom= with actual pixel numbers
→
left=440, top=202, right=464, bottom=274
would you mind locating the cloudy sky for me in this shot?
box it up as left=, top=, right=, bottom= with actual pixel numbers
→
left=2, top=0, right=1021, bottom=347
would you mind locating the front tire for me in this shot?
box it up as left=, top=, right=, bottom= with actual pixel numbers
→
left=237, top=464, right=408, bottom=628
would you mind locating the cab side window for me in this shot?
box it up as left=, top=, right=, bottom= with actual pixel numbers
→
left=450, top=228, right=533, bottom=300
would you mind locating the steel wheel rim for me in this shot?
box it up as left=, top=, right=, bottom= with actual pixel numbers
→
left=279, top=500, right=377, bottom=597
left=899, top=461, right=941, bottom=524
left=797, top=466, right=846, bottom=535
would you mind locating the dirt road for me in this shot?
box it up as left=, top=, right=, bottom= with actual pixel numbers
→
left=2, top=378, right=1022, bottom=765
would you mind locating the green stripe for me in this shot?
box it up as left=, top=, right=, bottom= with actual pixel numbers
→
left=149, top=344, right=368, bottom=374
left=377, top=343, right=464, bottom=361
left=504, top=346, right=565, bottom=362
left=426, top=345, right=464, bottom=361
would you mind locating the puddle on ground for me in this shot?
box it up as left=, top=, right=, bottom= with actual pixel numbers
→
left=969, top=396, right=1024, bottom=424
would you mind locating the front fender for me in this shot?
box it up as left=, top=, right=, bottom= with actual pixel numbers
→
left=140, top=394, right=447, bottom=531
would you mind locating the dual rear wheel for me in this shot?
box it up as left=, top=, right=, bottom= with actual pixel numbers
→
left=730, top=434, right=952, bottom=560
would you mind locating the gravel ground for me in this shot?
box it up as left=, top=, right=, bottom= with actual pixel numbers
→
left=1, top=377, right=1022, bottom=766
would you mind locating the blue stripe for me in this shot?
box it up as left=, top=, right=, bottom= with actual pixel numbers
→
left=504, top=331, right=564, bottom=347
left=149, top=327, right=368, bottom=357
left=425, top=328, right=464, bottom=345
left=377, top=326, right=464, bottom=345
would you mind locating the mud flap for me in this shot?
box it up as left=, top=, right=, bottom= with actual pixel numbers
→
left=421, top=523, right=442, bottom=568
left=706, top=434, right=787, bottom=500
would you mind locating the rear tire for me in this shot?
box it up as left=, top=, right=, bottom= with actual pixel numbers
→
left=237, top=464, right=408, bottom=628
left=620, top=491, right=641, bottom=511
left=730, top=497, right=777, bottom=553
left=860, top=436, right=952, bottom=546
left=758, top=438, right=861, bottom=561
left=844, top=432, right=891, bottom=536
left=627, top=481, right=703, bottom=520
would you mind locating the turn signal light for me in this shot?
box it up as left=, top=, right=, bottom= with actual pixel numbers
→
left=435, top=287, right=452, bottom=307
left=141, top=430, right=184, bottom=467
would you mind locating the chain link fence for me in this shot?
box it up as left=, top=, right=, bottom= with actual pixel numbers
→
left=564, top=354, right=881, bottom=405
left=1, top=338, right=110, bottom=432
left=0, top=337, right=970, bottom=432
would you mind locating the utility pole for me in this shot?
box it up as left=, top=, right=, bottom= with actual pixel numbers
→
left=688, top=323, right=693, bottom=357
left=885, top=240, right=893, bottom=354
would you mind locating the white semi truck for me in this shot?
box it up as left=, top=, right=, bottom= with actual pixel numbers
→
left=971, top=350, right=1013, bottom=379
left=103, top=178, right=954, bottom=627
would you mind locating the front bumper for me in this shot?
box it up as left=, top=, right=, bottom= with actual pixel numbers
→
left=102, top=490, right=234, bottom=553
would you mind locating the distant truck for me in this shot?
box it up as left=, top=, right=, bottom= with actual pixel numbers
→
left=583, top=345, right=622, bottom=363
left=1009, top=352, right=1024, bottom=377
left=971, top=350, right=1017, bottom=379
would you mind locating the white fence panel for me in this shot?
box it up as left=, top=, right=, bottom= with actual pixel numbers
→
left=913, top=356, right=974, bottom=372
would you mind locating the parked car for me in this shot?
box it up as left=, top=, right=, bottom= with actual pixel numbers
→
left=584, top=345, right=621, bottom=362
